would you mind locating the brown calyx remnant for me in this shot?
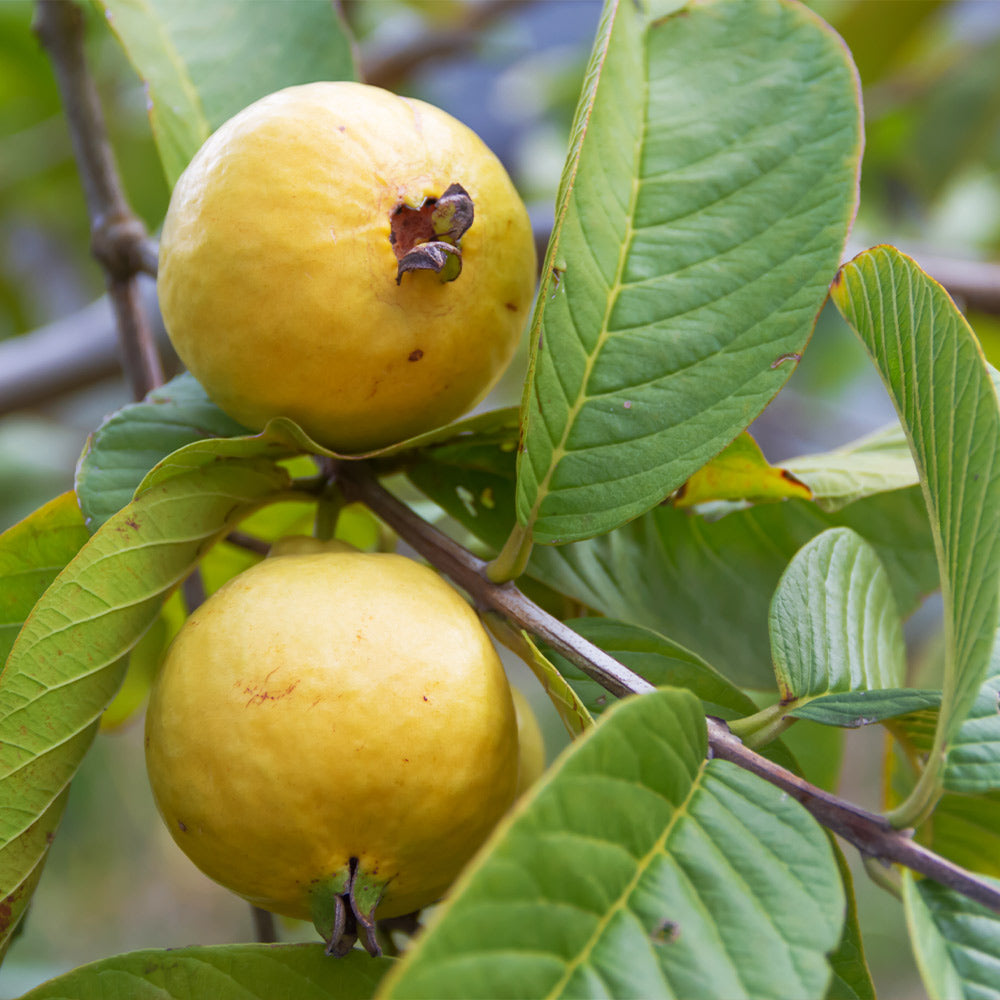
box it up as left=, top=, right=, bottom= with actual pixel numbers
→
left=390, top=183, right=474, bottom=285
left=311, top=857, right=390, bottom=958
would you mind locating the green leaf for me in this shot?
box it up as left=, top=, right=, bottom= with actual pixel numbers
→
left=77, top=372, right=521, bottom=530
left=100, top=590, right=187, bottom=731
left=887, top=725, right=1000, bottom=879
left=408, top=437, right=938, bottom=689
left=545, top=617, right=758, bottom=721
left=515, top=0, right=862, bottom=545
left=946, top=672, right=1000, bottom=793
left=0, top=458, right=292, bottom=954
left=96, top=0, right=358, bottom=185
left=19, top=942, right=392, bottom=999
left=380, top=688, right=845, bottom=1000
left=831, top=246, right=1000, bottom=809
left=884, top=637, right=1000, bottom=794
left=788, top=688, right=943, bottom=728
left=926, top=791, right=1000, bottom=880
left=0, top=492, right=88, bottom=664
left=543, top=617, right=803, bottom=777
left=673, top=433, right=812, bottom=508
left=826, top=840, right=876, bottom=1000
left=770, top=527, right=906, bottom=701
left=903, top=871, right=1000, bottom=1000
left=784, top=422, right=918, bottom=512
left=76, top=373, right=251, bottom=531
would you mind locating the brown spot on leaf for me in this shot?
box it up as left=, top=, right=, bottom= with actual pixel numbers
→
left=652, top=919, right=680, bottom=944
left=769, top=352, right=801, bottom=370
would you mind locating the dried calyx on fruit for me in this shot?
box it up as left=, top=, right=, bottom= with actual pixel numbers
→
left=391, top=182, right=474, bottom=284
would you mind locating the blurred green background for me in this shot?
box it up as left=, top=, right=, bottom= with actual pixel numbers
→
left=2, top=1, right=1000, bottom=996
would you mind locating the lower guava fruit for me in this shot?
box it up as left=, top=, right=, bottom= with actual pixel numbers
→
left=144, top=544, right=520, bottom=955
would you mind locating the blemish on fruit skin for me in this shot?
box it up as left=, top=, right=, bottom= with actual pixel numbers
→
left=178, top=820, right=188, bottom=833
left=408, top=349, right=424, bottom=362
left=423, top=695, right=429, bottom=702
left=242, top=679, right=299, bottom=706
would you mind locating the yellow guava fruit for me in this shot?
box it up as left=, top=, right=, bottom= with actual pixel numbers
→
left=144, top=545, right=519, bottom=954
left=511, top=687, right=546, bottom=796
left=157, top=81, right=537, bottom=453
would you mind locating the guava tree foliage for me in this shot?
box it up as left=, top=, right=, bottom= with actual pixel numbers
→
left=2, top=0, right=1000, bottom=998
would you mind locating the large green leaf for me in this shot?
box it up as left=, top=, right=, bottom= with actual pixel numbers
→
left=96, top=0, right=358, bottom=185
left=514, top=0, right=861, bottom=544
left=0, top=493, right=88, bottom=664
left=903, top=871, right=1000, bottom=1000
left=770, top=527, right=906, bottom=701
left=19, top=943, right=392, bottom=1000
left=541, top=617, right=804, bottom=780
left=380, top=688, right=845, bottom=999
left=926, top=791, right=1000, bottom=881
left=831, top=247, right=1000, bottom=813
left=545, top=617, right=758, bottom=721
left=784, top=422, right=918, bottom=512
left=945, top=671, right=1000, bottom=794
left=826, top=841, right=875, bottom=1000
left=407, top=439, right=938, bottom=689
left=76, top=373, right=250, bottom=530
left=788, top=688, right=943, bottom=728
left=77, top=372, right=520, bottom=531
left=536, top=492, right=936, bottom=690
left=0, top=458, right=292, bottom=955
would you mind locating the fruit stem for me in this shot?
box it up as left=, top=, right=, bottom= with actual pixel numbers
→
left=487, top=522, right=533, bottom=583
left=315, top=480, right=346, bottom=541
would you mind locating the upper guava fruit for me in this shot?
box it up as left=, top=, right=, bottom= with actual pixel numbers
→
left=157, top=81, right=537, bottom=452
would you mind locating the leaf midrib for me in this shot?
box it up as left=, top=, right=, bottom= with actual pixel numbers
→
left=542, top=756, right=707, bottom=999
left=526, top=119, right=645, bottom=535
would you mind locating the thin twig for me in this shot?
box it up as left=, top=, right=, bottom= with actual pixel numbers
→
left=362, top=0, right=533, bottom=90
left=33, top=0, right=163, bottom=401
left=251, top=906, right=279, bottom=944
left=335, top=461, right=1000, bottom=915
left=0, top=279, right=171, bottom=416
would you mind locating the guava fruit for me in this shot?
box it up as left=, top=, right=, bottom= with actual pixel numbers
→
left=157, top=80, right=537, bottom=453
left=144, top=545, right=519, bottom=955
left=511, top=686, right=546, bottom=795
